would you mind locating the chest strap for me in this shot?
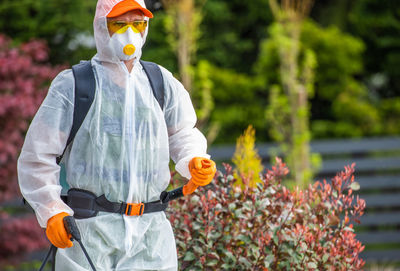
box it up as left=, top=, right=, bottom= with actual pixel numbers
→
left=65, top=188, right=168, bottom=219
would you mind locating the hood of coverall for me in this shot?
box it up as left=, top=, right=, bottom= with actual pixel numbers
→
left=94, top=0, right=150, bottom=64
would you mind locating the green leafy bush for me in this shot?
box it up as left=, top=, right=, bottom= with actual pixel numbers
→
left=200, top=63, right=266, bottom=143
left=349, top=0, right=400, bottom=98
left=0, top=0, right=97, bottom=64
left=168, top=159, right=365, bottom=270
left=256, top=19, right=381, bottom=139
left=379, top=98, right=400, bottom=135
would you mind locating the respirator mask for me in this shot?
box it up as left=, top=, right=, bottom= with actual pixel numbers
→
left=108, top=20, right=147, bottom=61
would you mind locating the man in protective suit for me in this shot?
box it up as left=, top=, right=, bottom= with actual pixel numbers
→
left=17, top=0, right=216, bottom=270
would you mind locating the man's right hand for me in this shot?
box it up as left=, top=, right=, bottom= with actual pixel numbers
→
left=46, top=212, right=73, bottom=248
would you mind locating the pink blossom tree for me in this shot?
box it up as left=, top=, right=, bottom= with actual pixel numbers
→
left=0, top=34, right=62, bottom=264
left=0, top=34, right=61, bottom=202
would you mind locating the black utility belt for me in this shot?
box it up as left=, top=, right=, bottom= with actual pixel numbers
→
left=62, top=188, right=169, bottom=219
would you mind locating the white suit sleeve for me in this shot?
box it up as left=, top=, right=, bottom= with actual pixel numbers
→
left=160, top=66, right=210, bottom=180
left=17, top=69, right=75, bottom=228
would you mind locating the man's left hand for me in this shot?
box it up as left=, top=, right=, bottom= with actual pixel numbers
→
left=189, top=157, right=216, bottom=186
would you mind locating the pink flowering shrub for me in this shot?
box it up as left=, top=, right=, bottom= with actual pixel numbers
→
left=0, top=34, right=61, bottom=265
left=0, top=213, right=49, bottom=264
left=0, top=34, right=61, bottom=203
left=168, top=158, right=366, bottom=270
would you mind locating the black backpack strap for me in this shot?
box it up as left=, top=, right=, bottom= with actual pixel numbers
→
left=57, top=61, right=96, bottom=164
left=140, top=60, right=165, bottom=110
left=69, top=61, right=96, bottom=147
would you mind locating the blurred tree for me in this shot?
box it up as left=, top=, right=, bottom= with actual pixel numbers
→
left=146, top=0, right=275, bottom=78
left=264, top=0, right=315, bottom=187
left=1, top=41, right=57, bottom=267
left=310, top=0, right=353, bottom=30
left=142, top=11, right=177, bottom=71
left=191, top=60, right=219, bottom=143
left=148, top=0, right=400, bottom=142
left=257, top=20, right=381, bottom=139
left=158, top=0, right=219, bottom=144
left=0, top=34, right=62, bottom=202
left=161, top=0, right=202, bottom=92
left=198, top=0, right=273, bottom=74
left=349, top=0, right=400, bottom=98
left=144, top=1, right=273, bottom=144
left=0, top=0, right=97, bottom=65
left=379, top=98, right=400, bottom=135
left=204, top=64, right=266, bottom=144
left=309, top=0, right=400, bottom=99
left=304, top=21, right=381, bottom=138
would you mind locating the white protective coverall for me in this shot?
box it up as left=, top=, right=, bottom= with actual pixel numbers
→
left=17, top=0, right=209, bottom=270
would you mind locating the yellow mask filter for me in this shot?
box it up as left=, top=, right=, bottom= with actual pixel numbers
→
left=123, top=44, right=136, bottom=56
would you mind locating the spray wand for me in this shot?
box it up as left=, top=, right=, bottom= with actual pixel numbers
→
left=39, top=216, right=97, bottom=271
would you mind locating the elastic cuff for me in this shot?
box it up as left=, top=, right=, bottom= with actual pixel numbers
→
left=36, top=203, right=74, bottom=228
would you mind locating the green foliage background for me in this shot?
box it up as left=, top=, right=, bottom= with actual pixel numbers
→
left=1, top=0, right=399, bottom=143
left=0, top=0, right=97, bottom=64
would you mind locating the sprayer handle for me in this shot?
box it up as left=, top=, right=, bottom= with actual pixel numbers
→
left=63, top=216, right=81, bottom=241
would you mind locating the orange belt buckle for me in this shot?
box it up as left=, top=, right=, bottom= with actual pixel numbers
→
left=125, top=203, right=145, bottom=216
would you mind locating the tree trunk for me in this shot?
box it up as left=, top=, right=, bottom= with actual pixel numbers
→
left=268, top=0, right=314, bottom=186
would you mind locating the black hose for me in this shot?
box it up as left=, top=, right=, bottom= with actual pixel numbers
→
left=38, top=245, right=57, bottom=271
left=63, top=216, right=97, bottom=271
left=77, top=240, right=97, bottom=270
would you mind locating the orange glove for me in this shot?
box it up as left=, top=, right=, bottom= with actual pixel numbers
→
left=183, top=157, right=216, bottom=195
left=46, top=212, right=73, bottom=248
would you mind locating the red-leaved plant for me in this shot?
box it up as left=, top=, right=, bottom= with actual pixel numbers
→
left=0, top=34, right=61, bottom=264
left=168, top=158, right=366, bottom=270
left=0, top=34, right=61, bottom=203
left=0, top=213, right=49, bottom=265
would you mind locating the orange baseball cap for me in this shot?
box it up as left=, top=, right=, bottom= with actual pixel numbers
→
left=107, top=0, right=154, bottom=18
